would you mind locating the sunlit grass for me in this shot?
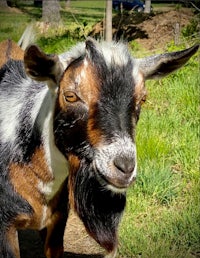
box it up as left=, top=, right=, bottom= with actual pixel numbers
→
left=0, top=11, right=31, bottom=42
left=118, top=53, right=200, bottom=257
left=0, top=1, right=106, bottom=53
left=36, top=1, right=105, bottom=53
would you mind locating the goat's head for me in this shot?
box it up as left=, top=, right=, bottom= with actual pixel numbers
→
left=25, top=39, right=140, bottom=192
left=24, top=39, right=199, bottom=254
left=54, top=40, right=142, bottom=193
left=24, top=39, right=199, bottom=193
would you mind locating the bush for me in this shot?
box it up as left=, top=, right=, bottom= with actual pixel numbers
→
left=182, top=16, right=200, bottom=38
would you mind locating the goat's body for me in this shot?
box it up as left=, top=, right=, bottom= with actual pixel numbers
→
left=0, top=59, right=67, bottom=193
left=0, top=60, right=68, bottom=257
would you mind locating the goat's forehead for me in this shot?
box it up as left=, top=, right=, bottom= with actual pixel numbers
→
left=59, top=58, right=99, bottom=104
left=96, top=42, right=132, bottom=66
left=59, top=41, right=133, bottom=69
left=59, top=41, right=142, bottom=103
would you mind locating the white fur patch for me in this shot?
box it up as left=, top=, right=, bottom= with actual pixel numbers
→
left=0, top=102, right=21, bottom=143
left=40, top=92, right=68, bottom=199
left=59, top=42, right=85, bottom=70
left=40, top=205, right=48, bottom=229
left=132, top=61, right=141, bottom=83
left=30, top=86, right=49, bottom=125
left=100, top=41, right=130, bottom=67
left=38, top=181, right=53, bottom=197
left=105, top=248, right=117, bottom=258
left=0, top=79, right=29, bottom=143
left=59, top=41, right=131, bottom=70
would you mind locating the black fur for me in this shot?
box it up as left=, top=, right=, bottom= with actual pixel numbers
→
left=0, top=169, right=33, bottom=257
left=0, top=59, right=46, bottom=255
left=88, top=45, right=136, bottom=140
left=73, top=159, right=126, bottom=252
left=54, top=42, right=136, bottom=253
left=0, top=60, right=46, bottom=164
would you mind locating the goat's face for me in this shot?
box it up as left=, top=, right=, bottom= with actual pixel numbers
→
left=24, top=39, right=199, bottom=194
left=54, top=41, right=146, bottom=193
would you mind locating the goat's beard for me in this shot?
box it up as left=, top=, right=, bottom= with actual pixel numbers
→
left=72, top=158, right=126, bottom=253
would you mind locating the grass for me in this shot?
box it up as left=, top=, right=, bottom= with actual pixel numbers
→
left=118, top=53, right=200, bottom=257
left=0, top=1, right=106, bottom=52
left=0, top=10, right=31, bottom=42
left=41, top=1, right=105, bottom=52
left=0, top=2, right=199, bottom=257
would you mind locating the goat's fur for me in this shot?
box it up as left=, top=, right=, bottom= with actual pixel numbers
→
left=0, top=38, right=198, bottom=257
left=0, top=40, right=24, bottom=67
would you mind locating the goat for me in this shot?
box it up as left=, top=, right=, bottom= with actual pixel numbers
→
left=0, top=38, right=198, bottom=258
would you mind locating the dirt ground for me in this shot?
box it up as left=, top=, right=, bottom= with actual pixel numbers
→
left=19, top=210, right=105, bottom=258
left=89, top=7, right=195, bottom=51
left=17, top=6, right=196, bottom=258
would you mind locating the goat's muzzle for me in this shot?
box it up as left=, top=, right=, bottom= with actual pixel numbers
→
left=93, top=136, right=137, bottom=192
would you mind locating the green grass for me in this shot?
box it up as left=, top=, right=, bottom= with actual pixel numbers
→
left=118, top=53, right=200, bottom=257
left=0, top=10, right=31, bottom=42
left=39, top=1, right=106, bottom=53
left=0, top=1, right=106, bottom=52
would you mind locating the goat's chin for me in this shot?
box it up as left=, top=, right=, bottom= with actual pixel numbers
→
left=73, top=160, right=126, bottom=253
left=105, top=184, right=127, bottom=193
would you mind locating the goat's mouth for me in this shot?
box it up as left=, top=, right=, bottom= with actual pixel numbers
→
left=93, top=160, right=137, bottom=193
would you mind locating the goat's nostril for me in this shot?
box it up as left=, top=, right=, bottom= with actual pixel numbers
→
left=113, top=156, right=135, bottom=174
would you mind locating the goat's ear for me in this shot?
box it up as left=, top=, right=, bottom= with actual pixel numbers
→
left=24, top=45, right=64, bottom=86
left=136, top=44, right=199, bottom=80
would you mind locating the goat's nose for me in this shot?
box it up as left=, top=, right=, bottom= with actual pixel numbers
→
left=113, top=156, right=135, bottom=174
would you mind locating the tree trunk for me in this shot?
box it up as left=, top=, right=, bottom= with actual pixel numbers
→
left=105, top=0, right=112, bottom=42
left=0, top=0, right=8, bottom=8
left=144, top=0, right=151, bottom=13
left=65, top=0, right=70, bottom=8
left=42, top=0, right=61, bottom=24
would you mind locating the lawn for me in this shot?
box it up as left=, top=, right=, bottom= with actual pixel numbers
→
left=0, top=1, right=199, bottom=257
left=0, top=10, right=30, bottom=42
left=0, top=1, right=106, bottom=51
left=118, top=53, right=200, bottom=257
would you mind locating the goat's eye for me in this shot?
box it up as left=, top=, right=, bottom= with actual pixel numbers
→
left=64, top=91, right=78, bottom=103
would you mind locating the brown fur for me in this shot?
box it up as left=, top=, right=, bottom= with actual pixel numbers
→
left=0, top=39, right=24, bottom=67
left=44, top=178, right=69, bottom=258
left=134, top=72, right=147, bottom=105
left=59, top=60, right=99, bottom=107
left=9, top=146, right=69, bottom=257
left=87, top=117, right=104, bottom=146
left=59, top=59, right=103, bottom=148
left=6, top=226, right=20, bottom=258
left=68, top=154, right=81, bottom=209
left=9, top=147, right=53, bottom=229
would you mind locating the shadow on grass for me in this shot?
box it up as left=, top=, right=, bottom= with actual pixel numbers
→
left=64, top=253, right=103, bottom=258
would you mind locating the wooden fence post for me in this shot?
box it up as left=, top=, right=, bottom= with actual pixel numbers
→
left=174, top=23, right=180, bottom=45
